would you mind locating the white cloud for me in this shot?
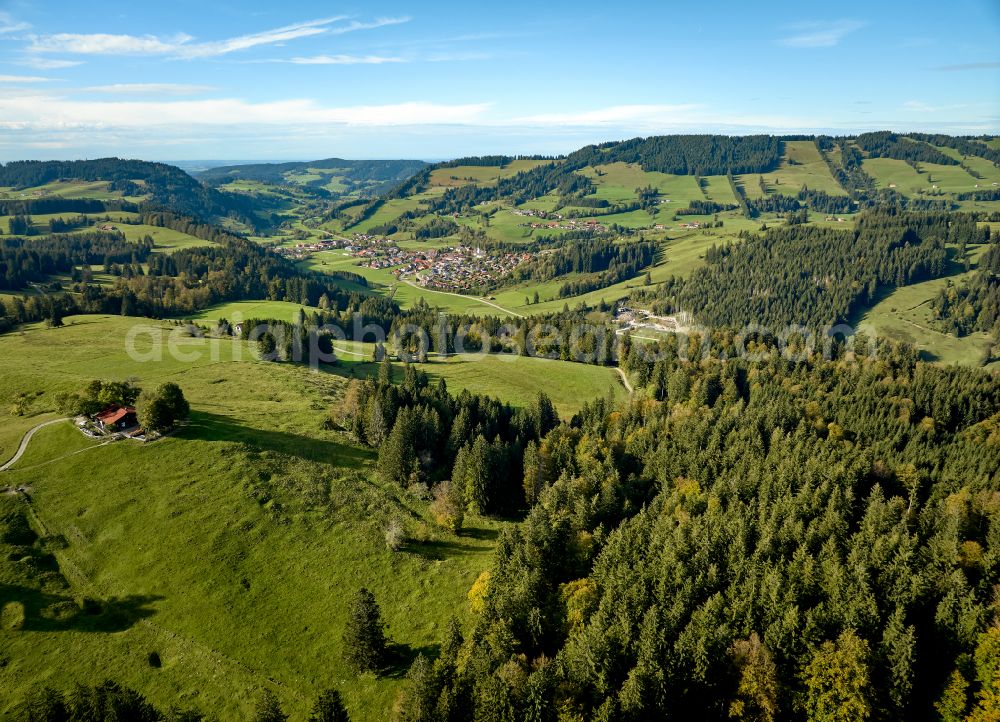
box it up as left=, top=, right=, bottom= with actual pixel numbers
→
left=0, top=93, right=491, bottom=128
left=778, top=20, right=866, bottom=48
left=25, top=15, right=409, bottom=59
left=516, top=104, right=704, bottom=126
left=81, top=83, right=216, bottom=95
left=29, top=32, right=192, bottom=55
left=0, top=74, right=53, bottom=83
left=902, top=100, right=971, bottom=113
left=283, top=54, right=405, bottom=65
left=0, top=12, right=30, bottom=34
left=327, top=17, right=410, bottom=36
left=17, top=57, right=85, bottom=69
left=903, top=100, right=937, bottom=113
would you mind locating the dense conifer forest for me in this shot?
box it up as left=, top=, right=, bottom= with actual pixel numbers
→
left=389, top=340, right=1000, bottom=722
left=634, top=210, right=988, bottom=329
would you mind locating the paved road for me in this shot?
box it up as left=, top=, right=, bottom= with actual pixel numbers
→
left=0, top=418, right=67, bottom=472
left=401, top=279, right=525, bottom=318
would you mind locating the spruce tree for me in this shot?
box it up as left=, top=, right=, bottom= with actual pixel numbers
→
left=379, top=407, right=417, bottom=485
left=253, top=690, right=287, bottom=722
left=342, top=587, right=387, bottom=674
left=308, top=689, right=350, bottom=722
left=378, top=355, right=392, bottom=385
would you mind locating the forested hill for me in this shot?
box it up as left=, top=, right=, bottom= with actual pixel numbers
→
left=196, top=157, right=428, bottom=193
left=566, top=134, right=784, bottom=175
left=0, top=158, right=259, bottom=227
left=382, top=132, right=999, bottom=214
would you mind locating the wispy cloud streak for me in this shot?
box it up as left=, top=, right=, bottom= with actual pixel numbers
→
left=25, top=16, right=410, bottom=59
left=777, top=20, right=865, bottom=48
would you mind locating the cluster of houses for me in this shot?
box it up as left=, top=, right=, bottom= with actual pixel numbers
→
left=413, top=245, right=533, bottom=293
left=824, top=216, right=848, bottom=223
left=273, top=237, right=352, bottom=260
left=272, top=233, right=537, bottom=293
left=520, top=219, right=609, bottom=232
left=677, top=221, right=703, bottom=230
left=510, top=209, right=562, bottom=219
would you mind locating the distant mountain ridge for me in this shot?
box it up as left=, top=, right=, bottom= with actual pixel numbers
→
left=0, top=157, right=259, bottom=227
left=196, top=157, right=428, bottom=198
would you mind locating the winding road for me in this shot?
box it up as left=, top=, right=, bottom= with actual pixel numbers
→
left=0, top=418, right=67, bottom=472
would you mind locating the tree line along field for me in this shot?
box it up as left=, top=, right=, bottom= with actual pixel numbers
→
left=427, top=159, right=554, bottom=188
left=0, top=211, right=215, bottom=254
left=738, top=139, right=848, bottom=198
left=0, top=179, right=149, bottom=203
left=863, top=157, right=1000, bottom=196
left=859, top=236, right=999, bottom=369
left=183, top=300, right=626, bottom=415
left=0, top=315, right=504, bottom=720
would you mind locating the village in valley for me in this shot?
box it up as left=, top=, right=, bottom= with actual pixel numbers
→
left=275, top=234, right=534, bottom=292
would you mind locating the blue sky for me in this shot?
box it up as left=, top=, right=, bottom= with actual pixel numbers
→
left=0, top=0, right=997, bottom=161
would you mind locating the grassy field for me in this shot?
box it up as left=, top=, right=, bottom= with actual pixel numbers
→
left=347, top=195, right=437, bottom=235
left=734, top=141, right=846, bottom=198
left=0, top=315, right=504, bottom=719
left=421, top=353, right=626, bottom=415
left=0, top=180, right=146, bottom=203
left=0, top=211, right=142, bottom=235
left=0, top=180, right=144, bottom=202
left=701, top=174, right=740, bottom=205
left=330, top=342, right=626, bottom=417
left=427, top=160, right=553, bottom=189
left=0, top=213, right=211, bottom=253
left=862, top=158, right=989, bottom=196
left=187, top=299, right=322, bottom=323
left=770, top=140, right=846, bottom=195
left=120, top=224, right=216, bottom=253
left=578, top=163, right=704, bottom=206
left=858, top=241, right=997, bottom=369
left=860, top=277, right=995, bottom=368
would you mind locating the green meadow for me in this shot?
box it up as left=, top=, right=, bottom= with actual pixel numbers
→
left=858, top=241, right=997, bottom=369
left=736, top=140, right=846, bottom=198
left=0, top=180, right=144, bottom=202
left=427, top=160, right=554, bottom=189
left=578, top=162, right=705, bottom=206
left=329, top=343, right=627, bottom=417
left=0, top=316, right=505, bottom=720
left=862, top=158, right=984, bottom=196
left=860, top=277, right=995, bottom=368
left=768, top=140, right=846, bottom=195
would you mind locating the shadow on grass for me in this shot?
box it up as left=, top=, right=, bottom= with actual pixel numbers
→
left=403, top=538, right=490, bottom=560
left=462, top=527, right=499, bottom=542
left=180, top=410, right=373, bottom=466
left=0, top=584, right=162, bottom=633
left=847, top=247, right=977, bottom=329
left=383, top=641, right=440, bottom=679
